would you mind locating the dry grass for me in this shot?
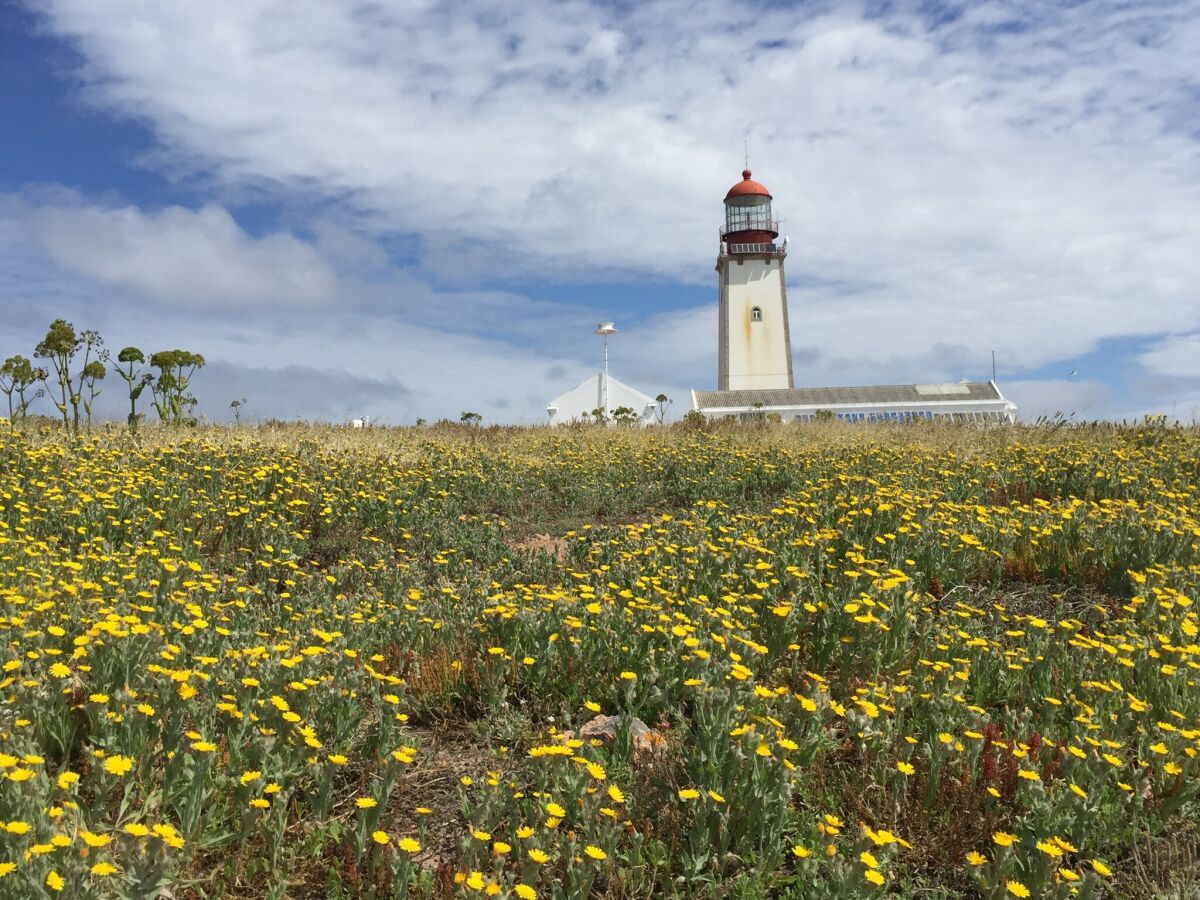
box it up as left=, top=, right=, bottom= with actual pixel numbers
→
left=15, top=413, right=1157, bottom=459
left=1115, top=825, right=1200, bottom=898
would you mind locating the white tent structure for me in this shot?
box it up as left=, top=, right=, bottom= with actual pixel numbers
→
left=547, top=373, right=657, bottom=427
left=546, top=321, right=659, bottom=426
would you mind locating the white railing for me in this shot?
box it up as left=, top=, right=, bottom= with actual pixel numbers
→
left=722, top=242, right=784, bottom=256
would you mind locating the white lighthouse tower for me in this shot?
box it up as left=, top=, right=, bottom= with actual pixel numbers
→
left=716, top=169, right=794, bottom=391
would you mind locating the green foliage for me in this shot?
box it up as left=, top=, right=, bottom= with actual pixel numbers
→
left=7, top=330, right=212, bottom=431
left=611, top=405, right=638, bottom=425
left=113, top=346, right=153, bottom=434
left=0, top=354, right=46, bottom=427
left=80, top=358, right=106, bottom=429
left=231, top=398, right=248, bottom=425
left=77, top=329, right=108, bottom=431
left=32, top=320, right=107, bottom=432
left=150, top=349, right=206, bottom=425
left=33, top=318, right=81, bottom=429
left=655, top=392, right=671, bottom=425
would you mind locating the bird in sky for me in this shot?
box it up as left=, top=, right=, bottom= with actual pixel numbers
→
left=1067, top=368, right=1078, bottom=378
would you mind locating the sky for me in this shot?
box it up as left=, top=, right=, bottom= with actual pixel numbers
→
left=2, top=0, right=1199, bottom=424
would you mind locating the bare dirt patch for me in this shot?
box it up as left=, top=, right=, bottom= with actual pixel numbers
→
left=386, top=728, right=504, bottom=876
left=509, top=532, right=570, bottom=561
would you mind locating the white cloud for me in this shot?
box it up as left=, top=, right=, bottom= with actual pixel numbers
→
left=1138, top=333, right=1200, bottom=379
left=312, top=221, right=390, bottom=272
left=1001, top=379, right=1113, bottom=422
left=13, top=0, right=1200, bottom=414
left=28, top=201, right=338, bottom=309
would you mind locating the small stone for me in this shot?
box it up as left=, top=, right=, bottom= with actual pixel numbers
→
left=579, top=715, right=666, bottom=756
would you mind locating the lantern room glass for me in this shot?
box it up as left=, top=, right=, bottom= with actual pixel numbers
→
left=725, top=194, right=774, bottom=233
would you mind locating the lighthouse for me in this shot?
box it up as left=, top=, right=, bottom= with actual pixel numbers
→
left=693, top=167, right=1017, bottom=425
left=716, top=169, right=794, bottom=391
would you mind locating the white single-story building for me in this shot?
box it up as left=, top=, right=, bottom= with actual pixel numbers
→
left=548, top=373, right=658, bottom=426
left=691, top=381, right=1017, bottom=423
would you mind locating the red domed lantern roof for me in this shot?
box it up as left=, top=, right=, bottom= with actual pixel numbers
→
left=725, top=168, right=771, bottom=200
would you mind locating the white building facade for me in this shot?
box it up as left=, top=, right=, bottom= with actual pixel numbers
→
left=692, top=382, right=1017, bottom=423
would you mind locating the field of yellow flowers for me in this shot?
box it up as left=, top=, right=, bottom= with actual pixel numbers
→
left=0, top=422, right=1197, bottom=899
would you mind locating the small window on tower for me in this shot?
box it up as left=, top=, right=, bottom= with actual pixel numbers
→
left=751, top=306, right=763, bottom=322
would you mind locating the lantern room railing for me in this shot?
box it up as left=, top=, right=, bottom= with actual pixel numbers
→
left=720, top=242, right=785, bottom=256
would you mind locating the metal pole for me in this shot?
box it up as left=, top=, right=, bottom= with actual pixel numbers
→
left=594, top=322, right=616, bottom=419
left=603, top=334, right=610, bottom=415
left=992, top=350, right=996, bottom=382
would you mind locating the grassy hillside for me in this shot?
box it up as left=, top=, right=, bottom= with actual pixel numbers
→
left=0, top=422, right=1197, bottom=898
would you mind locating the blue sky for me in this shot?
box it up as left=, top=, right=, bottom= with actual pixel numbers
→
left=2, top=0, right=1199, bottom=423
